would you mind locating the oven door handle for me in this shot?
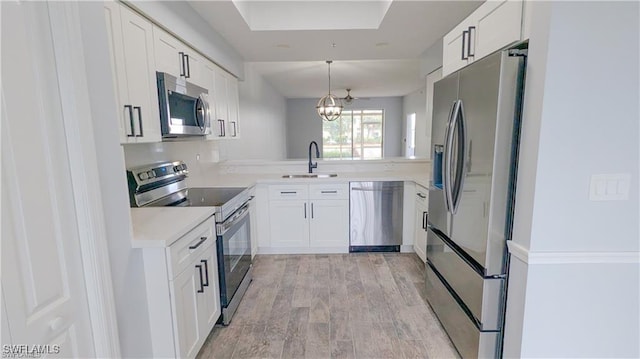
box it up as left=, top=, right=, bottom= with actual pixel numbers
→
left=216, top=204, right=249, bottom=236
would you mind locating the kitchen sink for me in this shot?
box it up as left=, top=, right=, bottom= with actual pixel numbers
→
left=282, top=173, right=338, bottom=179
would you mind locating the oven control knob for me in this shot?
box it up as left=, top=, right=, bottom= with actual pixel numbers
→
left=173, top=166, right=180, bottom=172
left=138, top=172, right=148, bottom=180
left=147, top=170, right=155, bottom=178
left=181, top=164, right=188, bottom=171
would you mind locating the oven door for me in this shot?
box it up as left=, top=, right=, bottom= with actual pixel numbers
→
left=216, top=204, right=251, bottom=307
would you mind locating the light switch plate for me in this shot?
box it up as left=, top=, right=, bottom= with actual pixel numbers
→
left=589, top=174, right=631, bottom=201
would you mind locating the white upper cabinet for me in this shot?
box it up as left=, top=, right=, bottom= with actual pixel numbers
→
left=105, top=2, right=240, bottom=143
left=212, top=68, right=229, bottom=138
left=152, top=26, right=209, bottom=89
left=442, top=0, right=523, bottom=77
left=208, top=67, right=241, bottom=140
left=153, top=27, right=182, bottom=77
left=104, top=2, right=161, bottom=143
left=226, top=76, right=240, bottom=138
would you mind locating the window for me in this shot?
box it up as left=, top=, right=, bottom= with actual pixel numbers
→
left=322, top=109, right=384, bottom=159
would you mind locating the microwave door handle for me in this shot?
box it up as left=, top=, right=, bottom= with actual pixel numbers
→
left=202, top=95, right=211, bottom=133
left=195, top=95, right=205, bottom=132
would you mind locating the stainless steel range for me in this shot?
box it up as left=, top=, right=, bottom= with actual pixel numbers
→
left=127, top=161, right=252, bottom=325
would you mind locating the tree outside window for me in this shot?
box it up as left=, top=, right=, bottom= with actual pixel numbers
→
left=322, top=109, right=384, bottom=160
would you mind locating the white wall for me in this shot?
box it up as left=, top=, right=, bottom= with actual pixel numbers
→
left=402, top=87, right=426, bottom=157
left=504, top=2, right=640, bottom=357
left=286, top=97, right=404, bottom=159
left=128, top=1, right=244, bottom=78
left=419, top=38, right=443, bottom=78
left=78, top=3, right=153, bottom=356
left=218, top=63, right=287, bottom=161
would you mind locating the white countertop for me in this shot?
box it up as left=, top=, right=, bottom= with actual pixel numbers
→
left=190, top=170, right=430, bottom=189
left=130, top=159, right=431, bottom=248
left=130, top=207, right=216, bottom=248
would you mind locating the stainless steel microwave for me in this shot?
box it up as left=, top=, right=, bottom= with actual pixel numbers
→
left=157, top=72, right=211, bottom=138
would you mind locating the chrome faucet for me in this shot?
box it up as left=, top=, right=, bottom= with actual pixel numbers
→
left=308, top=141, right=320, bottom=174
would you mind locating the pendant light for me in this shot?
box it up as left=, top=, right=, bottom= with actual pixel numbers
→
left=316, top=60, right=343, bottom=121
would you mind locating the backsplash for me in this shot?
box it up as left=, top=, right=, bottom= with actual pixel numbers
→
left=123, top=140, right=223, bottom=185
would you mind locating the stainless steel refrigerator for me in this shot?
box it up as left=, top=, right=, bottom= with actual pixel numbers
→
left=426, top=48, right=526, bottom=358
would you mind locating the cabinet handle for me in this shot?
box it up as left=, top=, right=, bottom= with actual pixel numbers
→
left=188, top=236, right=208, bottom=250
left=185, top=53, right=191, bottom=78
left=179, top=52, right=186, bottom=77
left=280, top=191, right=297, bottom=195
left=304, top=203, right=307, bottom=219
left=467, top=26, right=475, bottom=57
left=461, top=30, right=469, bottom=60
left=196, top=264, right=204, bottom=293
left=231, top=121, right=237, bottom=137
left=134, top=106, right=143, bottom=137
left=200, top=259, right=209, bottom=286
left=416, top=192, right=426, bottom=199
left=422, top=212, right=428, bottom=230
left=311, top=202, right=314, bottom=219
left=124, top=105, right=135, bottom=137
left=321, top=190, right=337, bottom=194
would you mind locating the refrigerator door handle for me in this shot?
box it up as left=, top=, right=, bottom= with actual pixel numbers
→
left=443, top=100, right=460, bottom=214
left=451, top=100, right=468, bottom=214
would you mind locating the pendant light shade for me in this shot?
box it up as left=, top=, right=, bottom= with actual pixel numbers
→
left=316, top=60, right=343, bottom=121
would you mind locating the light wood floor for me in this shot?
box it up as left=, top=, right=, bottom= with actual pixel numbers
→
left=197, top=253, right=459, bottom=359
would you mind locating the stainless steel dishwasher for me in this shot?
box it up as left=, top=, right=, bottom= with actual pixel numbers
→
left=349, top=181, right=404, bottom=252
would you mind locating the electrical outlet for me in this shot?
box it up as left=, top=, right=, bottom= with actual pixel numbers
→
left=589, top=174, right=631, bottom=201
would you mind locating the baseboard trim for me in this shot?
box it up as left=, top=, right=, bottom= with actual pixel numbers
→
left=507, top=241, right=640, bottom=264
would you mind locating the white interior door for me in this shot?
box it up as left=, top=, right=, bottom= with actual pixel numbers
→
left=1, top=2, right=96, bottom=356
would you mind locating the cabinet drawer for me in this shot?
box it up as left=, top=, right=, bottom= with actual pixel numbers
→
left=167, top=217, right=215, bottom=278
left=268, top=185, right=308, bottom=200
left=309, top=183, right=349, bottom=200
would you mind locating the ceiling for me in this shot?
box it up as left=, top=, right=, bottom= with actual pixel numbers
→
left=187, top=1, right=483, bottom=99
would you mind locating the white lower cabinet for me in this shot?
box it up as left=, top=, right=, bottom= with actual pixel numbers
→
left=269, top=199, right=310, bottom=248
left=309, top=200, right=349, bottom=248
left=414, top=185, right=429, bottom=262
left=143, top=216, right=220, bottom=358
left=267, top=183, right=349, bottom=252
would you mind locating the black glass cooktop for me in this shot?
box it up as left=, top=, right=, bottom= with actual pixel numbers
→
left=180, top=187, right=246, bottom=207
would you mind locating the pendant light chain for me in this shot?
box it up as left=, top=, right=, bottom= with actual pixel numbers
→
left=316, top=59, right=343, bottom=121
left=327, top=60, right=332, bottom=95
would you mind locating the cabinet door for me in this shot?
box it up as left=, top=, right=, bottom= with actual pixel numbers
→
left=198, top=248, right=221, bottom=333
left=120, top=5, right=161, bottom=142
left=442, top=21, right=470, bottom=77
left=170, top=264, right=203, bottom=358
left=184, top=51, right=208, bottom=89
left=309, top=200, right=349, bottom=249
left=152, top=26, right=183, bottom=78
left=214, top=68, right=229, bottom=137
left=226, top=76, right=240, bottom=138
left=473, top=0, right=523, bottom=59
left=103, top=2, right=132, bottom=143
left=414, top=200, right=428, bottom=263
left=269, top=200, right=309, bottom=248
